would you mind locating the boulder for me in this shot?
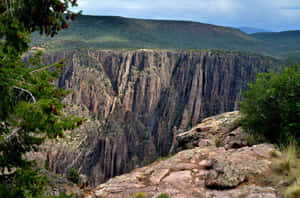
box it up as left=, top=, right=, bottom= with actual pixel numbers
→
left=205, top=160, right=247, bottom=189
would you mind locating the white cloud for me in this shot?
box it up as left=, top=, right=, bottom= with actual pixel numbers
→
left=74, top=0, right=300, bottom=31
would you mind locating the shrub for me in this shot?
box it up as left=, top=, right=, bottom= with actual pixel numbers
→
left=67, top=168, right=79, bottom=184
left=50, top=192, right=73, bottom=198
left=127, top=192, right=147, bottom=198
left=269, top=150, right=280, bottom=158
left=240, top=65, right=300, bottom=145
left=45, top=159, right=50, bottom=171
left=215, top=138, right=222, bottom=147
left=157, top=193, right=170, bottom=198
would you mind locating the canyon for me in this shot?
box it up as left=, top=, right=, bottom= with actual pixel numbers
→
left=34, top=49, right=280, bottom=188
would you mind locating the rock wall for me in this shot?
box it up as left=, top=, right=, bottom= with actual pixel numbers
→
left=37, top=50, right=280, bottom=186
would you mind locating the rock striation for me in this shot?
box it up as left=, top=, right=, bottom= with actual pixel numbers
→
left=36, top=50, right=280, bottom=186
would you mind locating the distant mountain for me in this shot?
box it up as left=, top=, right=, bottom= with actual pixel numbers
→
left=238, top=27, right=271, bottom=34
left=252, top=30, right=300, bottom=61
left=31, top=15, right=266, bottom=53
left=30, top=15, right=300, bottom=61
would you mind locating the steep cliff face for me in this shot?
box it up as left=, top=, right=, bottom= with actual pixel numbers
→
left=38, top=50, right=280, bottom=186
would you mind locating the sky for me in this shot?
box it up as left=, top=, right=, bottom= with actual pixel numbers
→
left=73, top=0, right=300, bottom=31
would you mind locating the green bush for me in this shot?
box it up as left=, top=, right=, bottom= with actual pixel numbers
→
left=215, top=137, right=222, bottom=147
left=45, top=159, right=50, bottom=171
left=50, top=192, right=73, bottom=198
left=157, top=193, right=170, bottom=198
left=128, top=192, right=147, bottom=198
left=240, top=65, right=300, bottom=145
left=67, top=168, right=79, bottom=184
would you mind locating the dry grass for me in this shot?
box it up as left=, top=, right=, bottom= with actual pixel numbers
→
left=245, top=133, right=267, bottom=146
left=284, top=179, right=300, bottom=198
left=269, top=141, right=300, bottom=198
left=272, top=142, right=298, bottom=176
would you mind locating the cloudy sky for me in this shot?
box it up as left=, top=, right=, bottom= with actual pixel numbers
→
left=73, top=0, right=300, bottom=31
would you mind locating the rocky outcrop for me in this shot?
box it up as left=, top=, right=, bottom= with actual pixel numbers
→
left=83, top=112, right=280, bottom=198
left=36, top=50, right=280, bottom=186
left=84, top=145, right=278, bottom=198
left=176, top=111, right=248, bottom=150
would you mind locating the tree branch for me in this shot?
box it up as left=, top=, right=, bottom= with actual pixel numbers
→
left=28, top=65, right=53, bottom=75
left=3, top=127, right=20, bottom=142
left=13, top=86, right=36, bottom=104
left=17, top=64, right=56, bottom=80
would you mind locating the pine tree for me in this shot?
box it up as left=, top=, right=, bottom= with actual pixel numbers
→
left=0, top=1, right=82, bottom=197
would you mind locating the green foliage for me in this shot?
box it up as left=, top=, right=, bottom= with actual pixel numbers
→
left=240, top=65, right=300, bottom=145
left=269, top=150, right=280, bottom=158
left=157, top=193, right=170, bottom=198
left=127, top=192, right=147, bottom=198
left=0, top=167, right=47, bottom=198
left=45, top=159, right=50, bottom=171
left=49, top=193, right=73, bottom=198
left=215, top=137, right=222, bottom=147
left=0, top=0, right=80, bottom=56
left=0, top=0, right=80, bottom=197
left=67, top=168, right=79, bottom=184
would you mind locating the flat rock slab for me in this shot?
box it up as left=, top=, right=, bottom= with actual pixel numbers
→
left=162, top=171, right=192, bottom=185
left=149, top=169, right=169, bottom=184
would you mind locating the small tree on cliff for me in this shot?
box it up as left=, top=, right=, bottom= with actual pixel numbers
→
left=0, top=0, right=82, bottom=197
left=240, top=65, right=300, bottom=145
left=67, top=168, right=79, bottom=184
